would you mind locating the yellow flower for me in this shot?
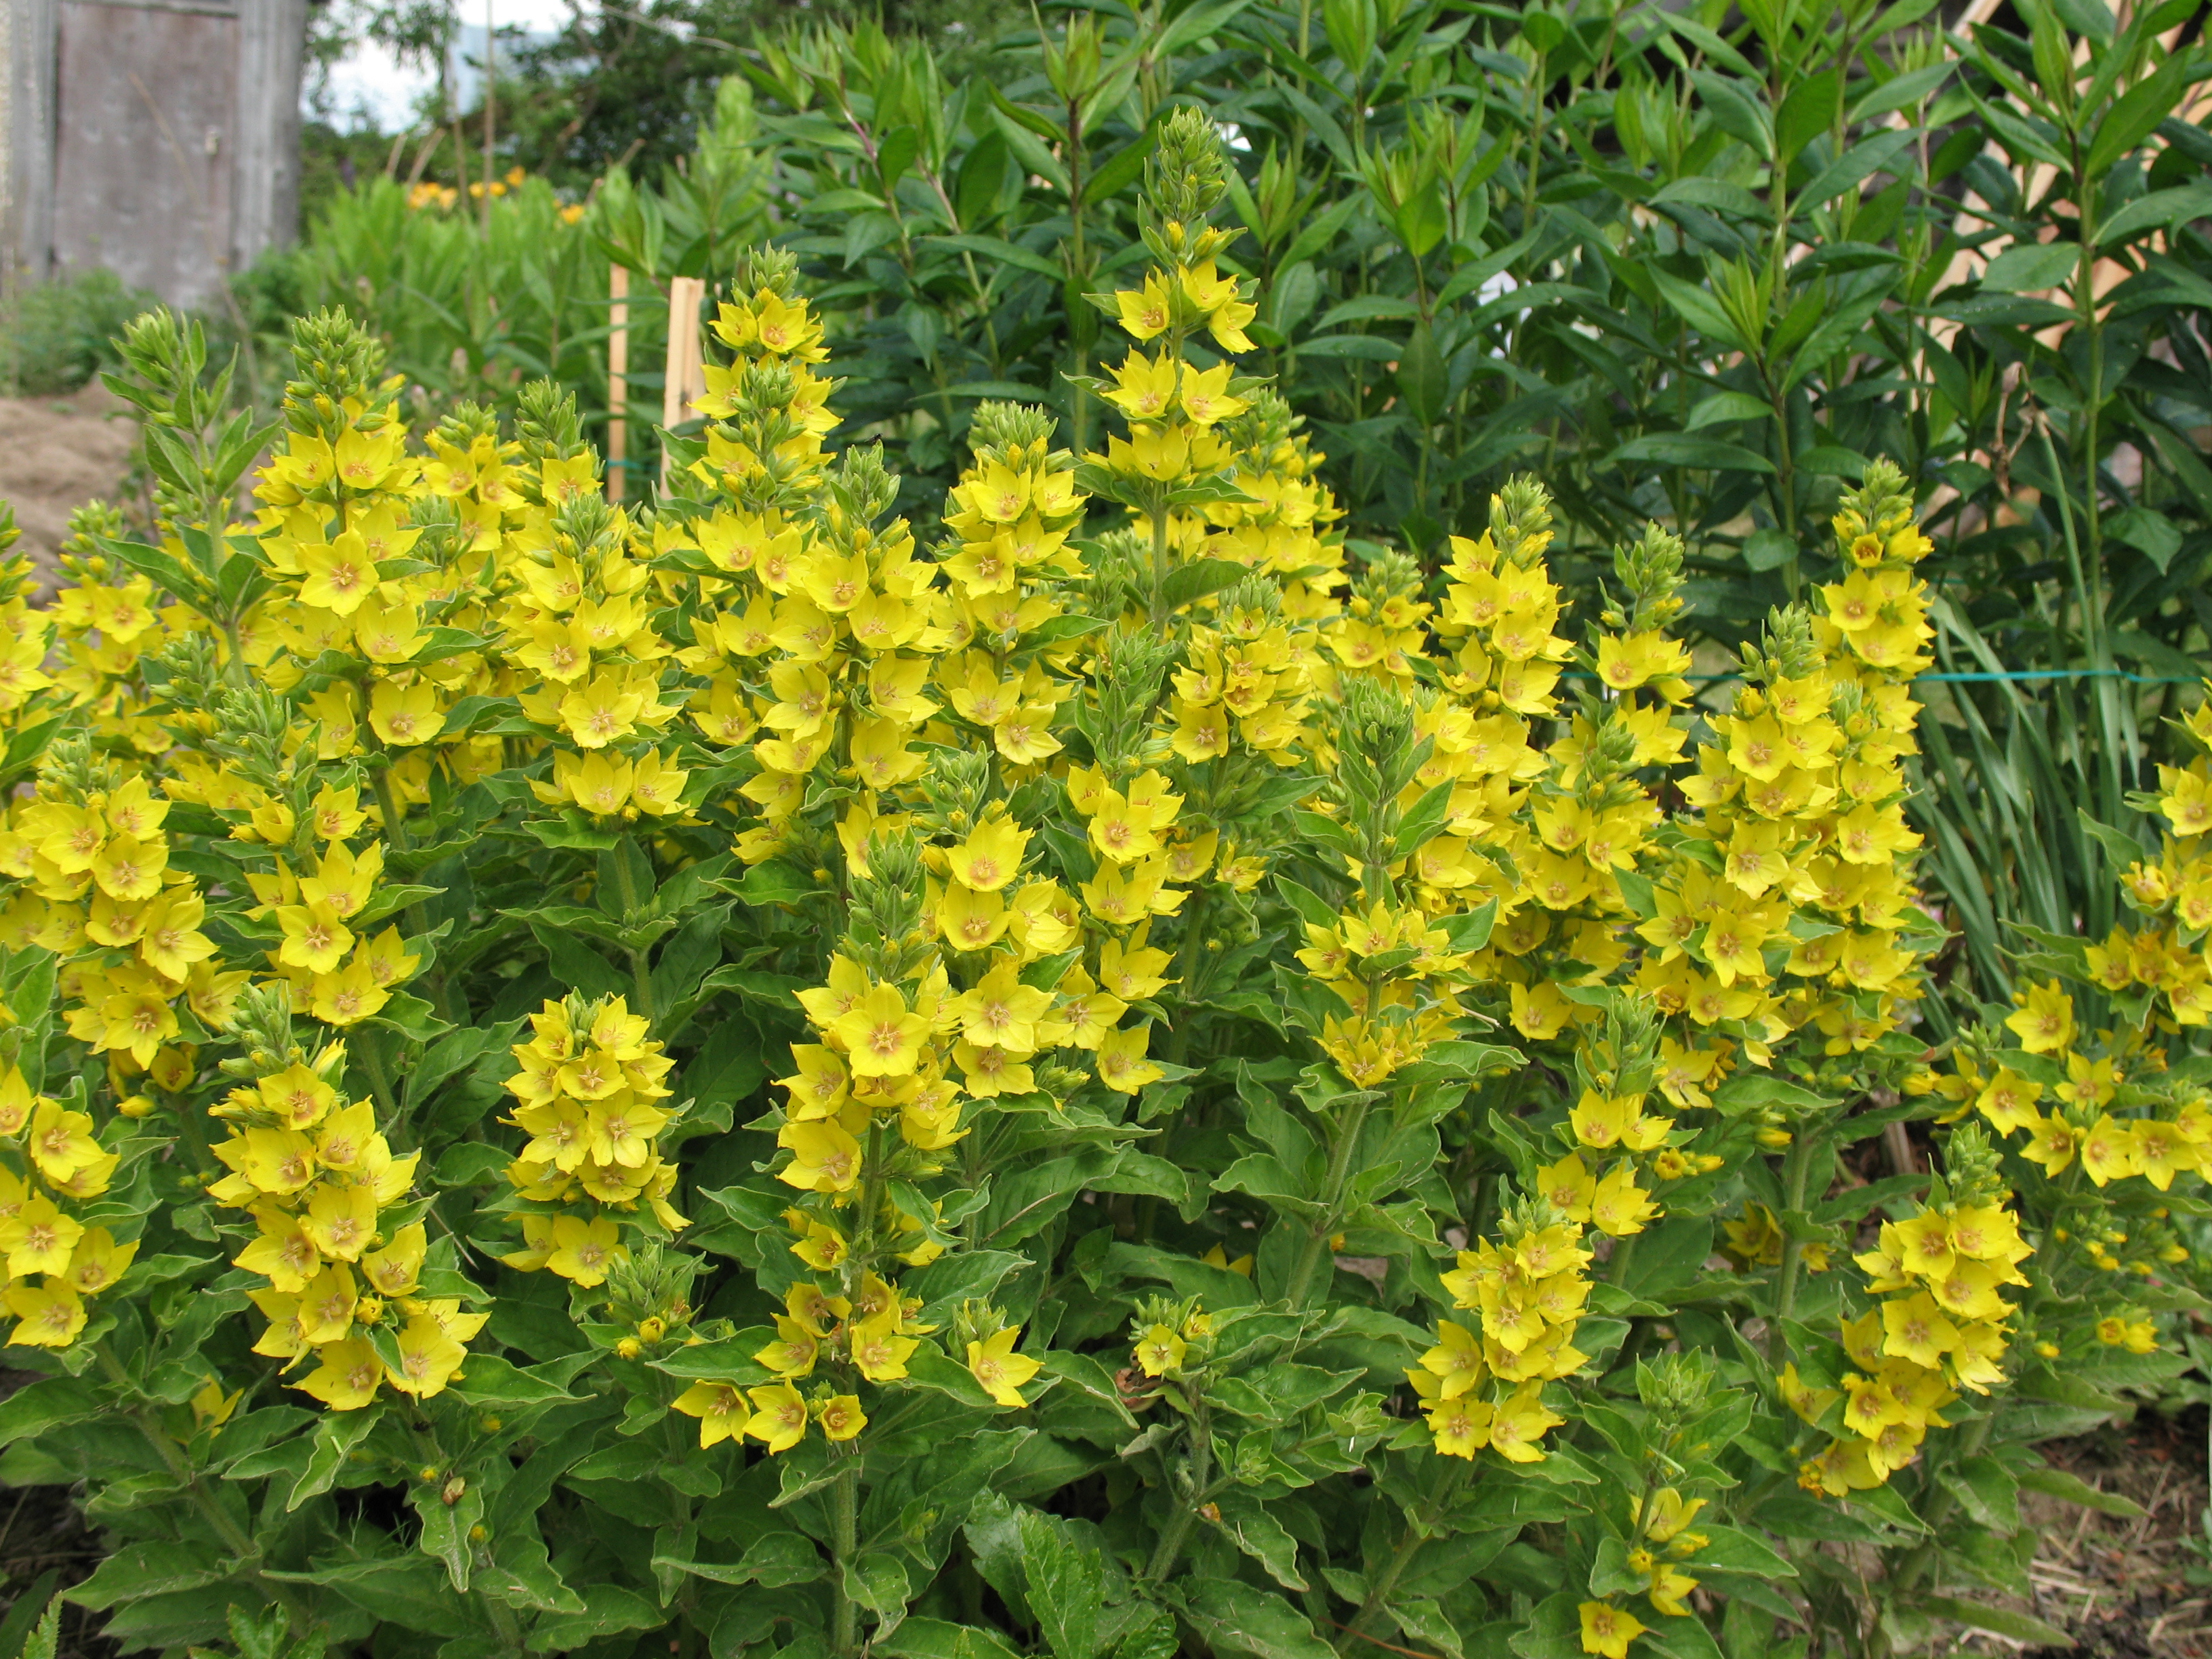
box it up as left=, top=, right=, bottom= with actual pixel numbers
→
left=1587, top=1169, right=1657, bottom=1237
left=1, top=1195, right=83, bottom=1277
left=276, top=899, right=355, bottom=975
left=1134, top=1322, right=1186, bottom=1376
left=304, top=1182, right=379, bottom=1261
left=1114, top=275, right=1174, bottom=341
left=2005, top=980, right=2075, bottom=1054
left=2080, top=1118, right=2139, bottom=1186
left=817, top=1394, right=868, bottom=1441
left=1578, top=1602, right=1647, bottom=1659
left=26, top=1099, right=102, bottom=1185
left=544, top=1216, right=626, bottom=1286
left=673, top=1380, right=751, bottom=1447
left=951, top=964, right=1050, bottom=1053
left=137, top=890, right=215, bottom=983
left=1646, top=1564, right=1699, bottom=1617
left=744, top=1382, right=811, bottom=1452
left=1425, top=1391, right=1494, bottom=1458
left=5, top=1279, right=86, bottom=1347
left=386, top=1313, right=468, bottom=1398
left=849, top=1313, right=918, bottom=1382
left=1419, top=1319, right=1487, bottom=1398
left=830, top=986, right=929, bottom=1079
left=948, top=815, right=1029, bottom=893
left=967, top=1327, right=1042, bottom=1408
left=295, top=1338, right=384, bottom=1409
left=298, top=532, right=380, bottom=615
left=310, top=958, right=390, bottom=1027
left=777, top=1118, right=863, bottom=1193
left=1486, top=1385, right=1562, bottom=1463
left=368, top=679, right=443, bottom=747
left=1096, top=1024, right=1164, bottom=1095
left=91, top=836, right=167, bottom=903
left=361, top=1224, right=427, bottom=1297
left=64, top=1228, right=136, bottom=1295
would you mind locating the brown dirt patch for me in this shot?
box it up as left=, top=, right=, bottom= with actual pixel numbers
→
left=1956, top=1409, right=2212, bottom=1657
left=0, top=385, right=138, bottom=580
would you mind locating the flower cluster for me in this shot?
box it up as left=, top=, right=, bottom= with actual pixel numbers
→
left=1412, top=1200, right=1584, bottom=1462
left=0, top=1067, right=131, bottom=1347
left=499, top=993, right=687, bottom=1282
left=208, top=987, right=476, bottom=1408
left=1790, top=1128, right=2026, bottom=1494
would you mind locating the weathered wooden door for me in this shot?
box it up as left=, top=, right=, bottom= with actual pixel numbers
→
left=3, top=0, right=305, bottom=308
left=51, top=0, right=239, bottom=309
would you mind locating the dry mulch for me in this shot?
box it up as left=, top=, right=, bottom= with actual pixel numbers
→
left=1950, top=1408, right=2212, bottom=1658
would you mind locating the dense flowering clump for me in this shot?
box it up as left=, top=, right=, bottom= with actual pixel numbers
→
left=0, top=105, right=2195, bottom=1659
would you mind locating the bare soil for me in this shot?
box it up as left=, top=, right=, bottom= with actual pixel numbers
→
left=1995, top=1409, right=2212, bottom=1659
left=0, top=386, right=138, bottom=582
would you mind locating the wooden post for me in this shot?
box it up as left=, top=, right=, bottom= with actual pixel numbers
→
left=661, top=274, right=706, bottom=495
left=606, top=264, right=628, bottom=504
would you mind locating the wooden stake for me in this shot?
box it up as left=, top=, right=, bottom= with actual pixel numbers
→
left=607, top=265, right=629, bottom=504
left=661, top=275, right=708, bottom=495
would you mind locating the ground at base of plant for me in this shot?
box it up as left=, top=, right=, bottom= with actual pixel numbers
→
left=0, top=1404, right=2203, bottom=1659
left=0, top=384, right=132, bottom=581
left=1958, top=1407, right=2212, bottom=1659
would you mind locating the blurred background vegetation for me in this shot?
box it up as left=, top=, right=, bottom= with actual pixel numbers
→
left=7, top=0, right=2212, bottom=1033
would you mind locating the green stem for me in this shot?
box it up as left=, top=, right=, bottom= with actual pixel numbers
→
left=357, top=1034, right=401, bottom=1126
left=1284, top=1094, right=1375, bottom=1309
left=1769, top=1126, right=1818, bottom=1358
left=369, top=756, right=460, bottom=1024
left=94, top=1343, right=314, bottom=1626
left=608, top=842, right=658, bottom=1025
left=1887, top=1412, right=1993, bottom=1599
left=1346, top=1460, right=1468, bottom=1642
left=830, top=1453, right=861, bottom=1658
left=1141, top=1394, right=1212, bottom=1584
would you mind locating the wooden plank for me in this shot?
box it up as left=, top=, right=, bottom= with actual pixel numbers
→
left=230, top=0, right=305, bottom=268
left=660, top=274, right=705, bottom=494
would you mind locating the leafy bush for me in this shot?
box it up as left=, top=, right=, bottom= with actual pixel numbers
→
left=260, top=0, right=2212, bottom=1017
left=0, top=108, right=2203, bottom=1659
left=3, top=268, right=158, bottom=397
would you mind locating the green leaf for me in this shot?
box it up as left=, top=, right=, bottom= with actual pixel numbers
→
left=2097, top=180, right=2212, bottom=246
left=1916, top=1596, right=2072, bottom=1648
left=842, top=1552, right=914, bottom=1617
left=1206, top=1489, right=1309, bottom=1591
left=523, top=1583, right=665, bottom=1652
left=1395, top=321, right=1447, bottom=428
left=880, top=1620, right=1025, bottom=1659
left=66, top=1542, right=233, bottom=1612
left=525, top=813, right=623, bottom=851
left=652, top=1532, right=824, bottom=1588
left=1019, top=1508, right=1103, bottom=1659
left=414, top=1475, right=487, bottom=1591
left=926, top=234, right=1065, bottom=283
left=0, top=1572, right=58, bottom=1659
left=1685, top=1522, right=1798, bottom=1579
left=529, top=919, right=628, bottom=1000
left=1175, top=1578, right=1336, bottom=1659
left=1940, top=1455, right=2021, bottom=1532
left=15, top=1602, right=58, bottom=1659
left=1160, top=557, right=1253, bottom=612
left=0, top=1376, right=102, bottom=1446
left=1980, top=240, right=2078, bottom=293
left=1648, top=272, right=1748, bottom=350
left=2016, top=1462, right=2148, bottom=1516
left=449, top=1355, right=581, bottom=1408
left=1607, top=434, right=1776, bottom=475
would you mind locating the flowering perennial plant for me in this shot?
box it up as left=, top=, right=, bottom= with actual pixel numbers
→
left=0, top=113, right=2191, bottom=1659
